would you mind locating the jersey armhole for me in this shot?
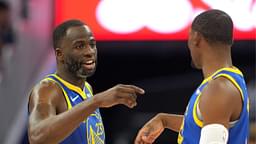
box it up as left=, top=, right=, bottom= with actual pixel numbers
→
left=213, top=74, right=244, bottom=101
left=193, top=94, right=204, bottom=127
left=44, top=78, right=73, bottom=110
left=210, top=74, right=245, bottom=125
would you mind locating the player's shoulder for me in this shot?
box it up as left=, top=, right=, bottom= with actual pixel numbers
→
left=209, top=76, right=240, bottom=99
left=35, top=78, right=62, bottom=94
left=201, top=76, right=240, bottom=107
left=199, top=74, right=243, bottom=125
left=29, top=79, right=63, bottom=107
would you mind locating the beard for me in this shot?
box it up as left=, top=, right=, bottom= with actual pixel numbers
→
left=64, top=56, right=96, bottom=79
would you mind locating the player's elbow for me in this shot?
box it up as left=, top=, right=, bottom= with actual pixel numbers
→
left=29, top=126, right=51, bottom=144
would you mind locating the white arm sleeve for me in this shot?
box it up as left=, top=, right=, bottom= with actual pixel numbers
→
left=199, top=124, right=229, bottom=144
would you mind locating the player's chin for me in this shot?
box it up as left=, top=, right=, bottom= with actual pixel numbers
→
left=83, top=69, right=96, bottom=77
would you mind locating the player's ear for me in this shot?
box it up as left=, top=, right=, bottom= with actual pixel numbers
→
left=55, top=48, right=64, bottom=62
left=193, top=31, right=202, bottom=48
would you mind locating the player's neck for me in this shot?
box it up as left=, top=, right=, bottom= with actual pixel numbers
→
left=202, top=49, right=232, bottom=78
left=56, top=69, right=85, bottom=90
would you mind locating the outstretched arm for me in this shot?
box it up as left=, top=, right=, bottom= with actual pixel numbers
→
left=29, top=81, right=144, bottom=144
left=134, top=113, right=183, bottom=144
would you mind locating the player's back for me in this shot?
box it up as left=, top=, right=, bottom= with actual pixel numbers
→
left=178, top=67, right=249, bottom=144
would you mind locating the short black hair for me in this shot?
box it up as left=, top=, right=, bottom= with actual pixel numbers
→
left=192, top=9, right=233, bottom=45
left=53, top=19, right=85, bottom=49
left=0, top=1, right=9, bottom=11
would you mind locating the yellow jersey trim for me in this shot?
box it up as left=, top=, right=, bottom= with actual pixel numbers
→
left=213, top=73, right=244, bottom=100
left=44, top=77, right=73, bottom=110
left=49, top=74, right=87, bottom=99
left=193, top=71, right=245, bottom=128
left=214, top=73, right=249, bottom=112
left=201, top=67, right=243, bottom=85
left=83, top=82, right=93, bottom=100
left=177, top=120, right=184, bottom=144
left=215, top=67, right=243, bottom=76
left=193, top=94, right=203, bottom=127
left=85, top=82, right=93, bottom=95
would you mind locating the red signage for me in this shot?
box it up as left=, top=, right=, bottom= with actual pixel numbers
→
left=55, top=0, right=256, bottom=40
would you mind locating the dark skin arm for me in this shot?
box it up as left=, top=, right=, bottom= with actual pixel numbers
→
left=134, top=113, right=183, bottom=144
left=134, top=77, right=242, bottom=144
left=28, top=80, right=144, bottom=144
left=199, top=77, right=242, bottom=128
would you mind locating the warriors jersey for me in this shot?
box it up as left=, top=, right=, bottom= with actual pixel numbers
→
left=45, top=74, right=105, bottom=144
left=178, top=67, right=249, bottom=144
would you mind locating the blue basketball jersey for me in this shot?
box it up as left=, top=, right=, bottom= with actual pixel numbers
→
left=178, top=67, right=249, bottom=144
left=45, top=74, right=105, bottom=144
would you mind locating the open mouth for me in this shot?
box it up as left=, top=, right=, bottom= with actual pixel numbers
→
left=82, top=60, right=95, bottom=70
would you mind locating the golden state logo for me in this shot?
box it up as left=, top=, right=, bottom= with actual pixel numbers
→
left=86, top=110, right=105, bottom=144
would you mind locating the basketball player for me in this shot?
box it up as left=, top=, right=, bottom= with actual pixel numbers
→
left=28, top=20, right=145, bottom=144
left=134, top=9, right=249, bottom=144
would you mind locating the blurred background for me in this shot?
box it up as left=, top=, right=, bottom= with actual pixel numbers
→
left=0, top=0, right=255, bottom=143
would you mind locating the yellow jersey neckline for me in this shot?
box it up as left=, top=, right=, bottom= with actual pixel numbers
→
left=201, top=67, right=243, bottom=85
left=48, top=74, right=87, bottom=99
